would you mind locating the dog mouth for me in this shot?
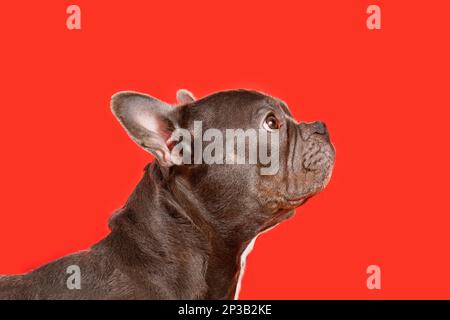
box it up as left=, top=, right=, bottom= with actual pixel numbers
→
left=283, top=137, right=335, bottom=208
left=278, top=126, right=335, bottom=211
left=286, top=196, right=308, bottom=204
left=302, top=138, right=335, bottom=172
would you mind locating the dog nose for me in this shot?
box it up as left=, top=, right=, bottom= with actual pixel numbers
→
left=299, top=121, right=328, bottom=140
left=311, top=121, right=327, bottom=135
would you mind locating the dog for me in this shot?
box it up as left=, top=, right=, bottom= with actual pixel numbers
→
left=0, top=89, right=335, bottom=299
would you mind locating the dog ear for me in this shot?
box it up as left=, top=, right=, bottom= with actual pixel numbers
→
left=176, top=89, right=196, bottom=104
left=111, top=91, right=178, bottom=167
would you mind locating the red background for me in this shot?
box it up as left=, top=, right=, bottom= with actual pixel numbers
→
left=0, top=1, right=449, bottom=299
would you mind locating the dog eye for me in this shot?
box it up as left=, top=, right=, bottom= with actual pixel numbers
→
left=263, top=114, right=280, bottom=131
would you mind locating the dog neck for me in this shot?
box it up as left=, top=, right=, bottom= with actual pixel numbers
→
left=105, top=162, right=261, bottom=299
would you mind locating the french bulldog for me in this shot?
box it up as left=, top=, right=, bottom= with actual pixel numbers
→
left=0, top=89, right=335, bottom=299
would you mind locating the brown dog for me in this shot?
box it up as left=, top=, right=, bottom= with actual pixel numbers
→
left=0, top=89, right=335, bottom=299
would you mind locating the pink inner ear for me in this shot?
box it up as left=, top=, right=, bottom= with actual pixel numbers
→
left=166, top=139, right=177, bottom=151
left=133, top=110, right=172, bottom=142
left=159, top=117, right=175, bottom=142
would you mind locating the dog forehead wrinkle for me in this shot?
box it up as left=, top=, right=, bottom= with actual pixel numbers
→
left=184, top=90, right=275, bottom=126
left=278, top=100, right=292, bottom=114
left=191, top=89, right=269, bottom=112
left=285, top=114, right=298, bottom=124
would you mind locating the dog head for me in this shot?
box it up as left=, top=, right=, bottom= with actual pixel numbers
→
left=111, top=89, right=335, bottom=237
